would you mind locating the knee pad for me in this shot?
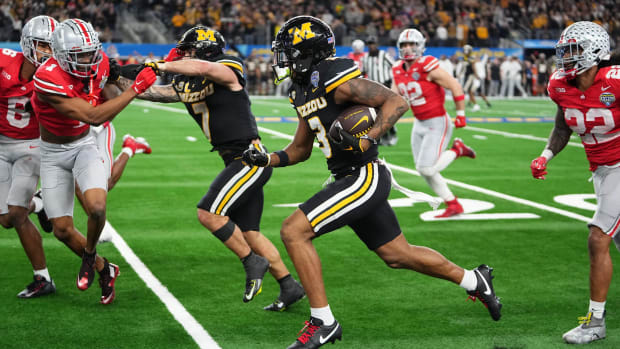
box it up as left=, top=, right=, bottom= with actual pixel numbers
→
left=212, top=219, right=235, bottom=242
left=417, top=166, right=437, bottom=178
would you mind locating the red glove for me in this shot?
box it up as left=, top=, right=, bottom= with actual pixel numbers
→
left=455, top=115, right=467, bottom=128
left=131, top=67, right=157, bottom=94
left=165, top=47, right=184, bottom=62
left=530, top=156, right=548, bottom=180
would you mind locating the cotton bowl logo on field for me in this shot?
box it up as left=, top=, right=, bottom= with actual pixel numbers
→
left=600, top=92, right=615, bottom=107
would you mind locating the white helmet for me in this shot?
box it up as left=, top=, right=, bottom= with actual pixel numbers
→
left=351, top=39, right=365, bottom=53
left=555, top=21, right=610, bottom=78
left=397, top=29, right=425, bottom=60
left=20, top=15, right=58, bottom=66
left=463, top=44, right=473, bottom=56
left=51, top=19, right=103, bottom=78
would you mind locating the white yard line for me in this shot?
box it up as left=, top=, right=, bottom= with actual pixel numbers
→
left=464, top=125, right=583, bottom=148
left=104, top=223, right=220, bottom=348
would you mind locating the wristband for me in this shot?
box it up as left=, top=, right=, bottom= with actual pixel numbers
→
left=274, top=150, right=289, bottom=167
left=453, top=94, right=465, bottom=102
left=541, top=149, right=554, bottom=161
left=456, top=110, right=465, bottom=117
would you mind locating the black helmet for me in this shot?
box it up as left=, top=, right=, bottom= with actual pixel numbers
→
left=176, top=25, right=225, bottom=61
left=272, top=16, right=335, bottom=78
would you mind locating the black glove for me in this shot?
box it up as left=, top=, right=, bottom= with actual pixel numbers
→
left=328, top=122, right=365, bottom=152
left=108, top=58, right=120, bottom=82
left=143, top=61, right=163, bottom=75
left=242, top=148, right=270, bottom=167
left=119, top=64, right=146, bottom=80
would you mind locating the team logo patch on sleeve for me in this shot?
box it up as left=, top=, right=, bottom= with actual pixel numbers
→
left=311, top=71, right=320, bottom=88
left=600, top=92, right=615, bottom=106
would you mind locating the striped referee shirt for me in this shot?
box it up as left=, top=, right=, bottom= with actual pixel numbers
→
left=361, top=50, right=394, bottom=86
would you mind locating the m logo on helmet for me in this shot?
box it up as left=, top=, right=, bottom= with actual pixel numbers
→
left=289, top=22, right=315, bottom=45
left=196, top=29, right=216, bottom=42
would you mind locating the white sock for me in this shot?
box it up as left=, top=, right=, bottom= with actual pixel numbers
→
left=589, top=299, right=606, bottom=319
left=120, top=147, right=134, bottom=158
left=459, top=269, right=477, bottom=291
left=422, top=172, right=454, bottom=201
left=434, top=150, right=457, bottom=172
left=32, top=196, right=43, bottom=213
left=34, top=268, right=51, bottom=282
left=310, top=305, right=335, bottom=326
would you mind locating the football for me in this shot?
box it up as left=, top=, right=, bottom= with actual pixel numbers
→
left=328, top=105, right=377, bottom=141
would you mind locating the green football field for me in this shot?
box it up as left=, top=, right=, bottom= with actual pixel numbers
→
left=1, top=97, right=618, bottom=348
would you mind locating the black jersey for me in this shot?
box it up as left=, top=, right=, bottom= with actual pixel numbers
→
left=288, top=57, right=379, bottom=177
left=172, top=54, right=259, bottom=151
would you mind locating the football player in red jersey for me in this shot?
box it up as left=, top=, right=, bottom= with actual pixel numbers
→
left=391, top=28, right=476, bottom=218
left=346, top=39, right=365, bottom=71
left=0, top=15, right=58, bottom=298
left=31, top=18, right=157, bottom=304
left=531, top=21, right=620, bottom=344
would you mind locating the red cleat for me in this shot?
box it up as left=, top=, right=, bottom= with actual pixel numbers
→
left=99, top=258, right=120, bottom=305
left=451, top=138, right=476, bottom=159
left=122, top=134, right=152, bottom=156
left=435, top=198, right=464, bottom=218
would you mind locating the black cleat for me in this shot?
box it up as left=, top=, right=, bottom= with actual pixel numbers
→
left=33, top=190, right=52, bottom=233
left=17, top=275, right=56, bottom=298
left=264, top=278, right=306, bottom=311
left=99, top=258, right=120, bottom=305
left=287, top=317, right=342, bottom=349
left=77, top=249, right=96, bottom=291
left=467, top=264, right=502, bottom=321
left=242, top=252, right=270, bottom=303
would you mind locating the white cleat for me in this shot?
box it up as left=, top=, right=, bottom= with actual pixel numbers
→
left=563, top=312, right=606, bottom=344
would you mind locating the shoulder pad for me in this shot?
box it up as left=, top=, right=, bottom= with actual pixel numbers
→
left=319, top=58, right=361, bottom=94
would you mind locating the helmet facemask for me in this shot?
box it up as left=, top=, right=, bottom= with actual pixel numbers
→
left=397, top=29, right=425, bottom=61
left=52, top=19, right=103, bottom=78
left=20, top=15, right=58, bottom=66
left=555, top=21, right=610, bottom=78
left=271, top=16, right=335, bottom=84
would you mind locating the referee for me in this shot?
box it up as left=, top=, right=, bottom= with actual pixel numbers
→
left=361, top=35, right=397, bottom=145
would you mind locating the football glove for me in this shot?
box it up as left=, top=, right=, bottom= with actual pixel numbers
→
left=455, top=115, right=467, bottom=128
left=530, top=156, right=548, bottom=180
left=328, top=122, right=368, bottom=152
left=131, top=68, right=157, bottom=94
left=108, top=58, right=121, bottom=82
left=143, top=61, right=164, bottom=75
left=242, top=148, right=270, bottom=167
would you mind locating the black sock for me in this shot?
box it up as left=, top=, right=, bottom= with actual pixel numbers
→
left=240, top=251, right=254, bottom=264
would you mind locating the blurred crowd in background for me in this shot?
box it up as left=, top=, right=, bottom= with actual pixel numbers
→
left=2, top=0, right=618, bottom=98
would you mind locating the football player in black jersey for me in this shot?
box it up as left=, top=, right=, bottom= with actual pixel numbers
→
left=242, top=16, right=503, bottom=348
left=116, top=26, right=305, bottom=310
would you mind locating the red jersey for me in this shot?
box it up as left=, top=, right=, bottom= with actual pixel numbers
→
left=0, top=49, right=38, bottom=139
left=392, top=55, right=445, bottom=120
left=347, top=52, right=365, bottom=71
left=548, top=66, right=620, bottom=171
left=32, top=53, right=110, bottom=136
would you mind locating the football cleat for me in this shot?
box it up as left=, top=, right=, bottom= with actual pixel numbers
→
left=435, top=198, right=464, bottom=218
left=451, top=138, right=476, bottom=159
left=264, top=278, right=306, bottom=312
left=287, top=317, right=342, bottom=349
left=122, top=134, right=152, bottom=156
left=467, top=264, right=502, bottom=321
left=17, top=275, right=56, bottom=298
left=242, top=252, right=270, bottom=303
left=563, top=312, right=606, bottom=344
left=33, top=189, right=52, bottom=233
left=99, top=258, right=120, bottom=305
left=77, top=249, right=96, bottom=291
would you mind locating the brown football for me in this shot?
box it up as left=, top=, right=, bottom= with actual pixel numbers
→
left=328, top=105, right=377, bottom=141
